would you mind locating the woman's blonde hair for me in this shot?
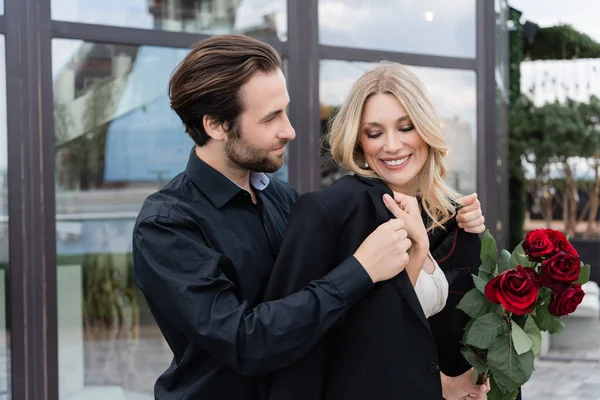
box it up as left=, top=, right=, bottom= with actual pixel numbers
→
left=328, top=61, right=461, bottom=231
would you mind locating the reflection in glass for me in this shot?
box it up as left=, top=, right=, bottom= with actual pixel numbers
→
left=319, top=0, right=476, bottom=58
left=51, top=0, right=287, bottom=40
left=53, top=38, right=289, bottom=398
left=495, top=0, right=510, bottom=243
left=53, top=39, right=190, bottom=398
left=319, top=60, right=477, bottom=194
left=0, top=36, right=9, bottom=400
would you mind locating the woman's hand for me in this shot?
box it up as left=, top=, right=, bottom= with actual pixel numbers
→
left=456, top=193, right=485, bottom=234
left=384, top=193, right=429, bottom=286
left=389, top=192, right=429, bottom=251
left=441, top=369, right=490, bottom=400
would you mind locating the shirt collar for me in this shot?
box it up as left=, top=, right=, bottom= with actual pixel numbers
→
left=184, top=148, right=270, bottom=209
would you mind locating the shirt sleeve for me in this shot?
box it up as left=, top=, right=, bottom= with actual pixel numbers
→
left=132, top=198, right=372, bottom=377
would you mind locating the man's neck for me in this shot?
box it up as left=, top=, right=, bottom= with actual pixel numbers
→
left=195, top=145, right=253, bottom=193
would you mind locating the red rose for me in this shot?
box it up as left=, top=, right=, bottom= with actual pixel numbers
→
left=548, top=283, right=585, bottom=316
left=539, top=252, right=581, bottom=285
left=484, top=266, right=540, bottom=316
left=522, top=229, right=555, bottom=261
left=544, top=229, right=579, bottom=258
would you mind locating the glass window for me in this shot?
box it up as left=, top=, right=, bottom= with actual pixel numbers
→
left=320, top=60, right=477, bottom=194
left=319, top=0, right=476, bottom=58
left=0, top=36, right=9, bottom=400
left=53, top=39, right=189, bottom=399
left=51, top=0, right=287, bottom=40
left=53, top=38, right=289, bottom=398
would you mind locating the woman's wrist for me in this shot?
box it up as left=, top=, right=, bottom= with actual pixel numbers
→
left=412, top=235, right=429, bottom=252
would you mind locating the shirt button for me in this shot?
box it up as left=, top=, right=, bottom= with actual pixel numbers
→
left=428, top=362, right=439, bottom=373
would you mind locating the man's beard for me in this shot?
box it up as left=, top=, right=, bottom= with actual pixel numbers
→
left=225, top=134, right=287, bottom=173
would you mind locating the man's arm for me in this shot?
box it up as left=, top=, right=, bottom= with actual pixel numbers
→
left=133, top=204, right=372, bottom=377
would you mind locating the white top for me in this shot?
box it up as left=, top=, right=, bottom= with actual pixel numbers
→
left=414, top=253, right=449, bottom=318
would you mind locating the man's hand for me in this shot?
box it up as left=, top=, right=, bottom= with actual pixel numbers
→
left=456, top=193, right=485, bottom=234
left=354, top=197, right=412, bottom=283
left=441, top=369, right=490, bottom=400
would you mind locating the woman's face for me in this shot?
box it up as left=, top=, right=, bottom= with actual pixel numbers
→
left=359, top=93, right=429, bottom=194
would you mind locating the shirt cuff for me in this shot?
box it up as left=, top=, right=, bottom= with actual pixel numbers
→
left=325, top=256, right=374, bottom=308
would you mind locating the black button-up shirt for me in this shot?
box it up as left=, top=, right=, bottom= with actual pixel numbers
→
left=132, top=149, right=373, bottom=399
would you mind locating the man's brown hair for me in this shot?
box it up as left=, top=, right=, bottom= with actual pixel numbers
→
left=169, top=34, right=282, bottom=146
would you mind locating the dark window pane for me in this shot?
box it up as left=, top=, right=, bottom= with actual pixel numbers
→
left=53, top=39, right=188, bottom=398
left=53, top=38, right=288, bottom=397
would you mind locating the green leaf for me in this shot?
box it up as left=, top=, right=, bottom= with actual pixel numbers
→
left=465, top=313, right=509, bottom=349
left=533, top=303, right=565, bottom=334
left=488, top=335, right=535, bottom=393
left=510, top=242, right=528, bottom=270
left=480, top=230, right=498, bottom=273
left=478, top=270, right=494, bottom=281
left=524, top=316, right=542, bottom=357
left=457, top=288, right=497, bottom=319
left=462, top=318, right=475, bottom=343
left=537, top=286, right=552, bottom=306
left=511, top=320, right=533, bottom=355
left=488, top=376, right=519, bottom=400
left=498, top=249, right=512, bottom=274
left=577, top=263, right=591, bottom=285
left=461, top=347, right=487, bottom=373
left=473, top=274, right=488, bottom=294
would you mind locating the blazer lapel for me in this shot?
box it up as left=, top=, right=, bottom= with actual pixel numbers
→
left=365, top=181, right=433, bottom=337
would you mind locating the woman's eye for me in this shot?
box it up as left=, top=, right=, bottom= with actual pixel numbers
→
left=367, top=132, right=382, bottom=139
left=399, top=125, right=414, bottom=133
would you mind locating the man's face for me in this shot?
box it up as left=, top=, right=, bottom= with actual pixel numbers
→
left=225, top=69, right=296, bottom=173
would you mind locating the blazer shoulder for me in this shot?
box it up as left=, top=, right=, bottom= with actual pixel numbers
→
left=310, top=175, right=375, bottom=205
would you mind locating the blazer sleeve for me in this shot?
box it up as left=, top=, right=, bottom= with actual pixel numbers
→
left=262, top=192, right=345, bottom=400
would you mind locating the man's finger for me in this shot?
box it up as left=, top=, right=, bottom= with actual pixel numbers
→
left=398, top=229, right=408, bottom=240
left=464, top=225, right=486, bottom=234
left=383, top=194, right=410, bottom=219
left=457, top=192, right=478, bottom=207
left=458, top=198, right=481, bottom=214
left=460, top=216, right=485, bottom=229
left=457, top=208, right=482, bottom=223
left=382, top=217, right=405, bottom=231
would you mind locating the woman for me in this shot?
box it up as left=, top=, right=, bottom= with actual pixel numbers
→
left=261, top=62, right=489, bottom=400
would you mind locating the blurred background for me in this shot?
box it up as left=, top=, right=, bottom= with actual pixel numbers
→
left=0, top=0, right=598, bottom=399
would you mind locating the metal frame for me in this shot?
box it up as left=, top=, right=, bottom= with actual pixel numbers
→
left=476, top=0, right=499, bottom=238
left=286, top=0, right=320, bottom=193
left=320, top=45, right=477, bottom=71
left=5, top=0, right=58, bottom=398
left=0, top=0, right=503, bottom=397
left=52, top=21, right=287, bottom=54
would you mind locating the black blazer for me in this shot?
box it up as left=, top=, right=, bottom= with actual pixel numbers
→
left=261, top=175, right=481, bottom=400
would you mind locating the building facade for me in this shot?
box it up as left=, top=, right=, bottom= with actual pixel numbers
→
left=0, top=0, right=509, bottom=398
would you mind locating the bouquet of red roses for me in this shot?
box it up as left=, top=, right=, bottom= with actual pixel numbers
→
left=457, top=229, right=591, bottom=400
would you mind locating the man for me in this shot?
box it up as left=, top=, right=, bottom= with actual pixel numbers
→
left=132, top=34, right=485, bottom=399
